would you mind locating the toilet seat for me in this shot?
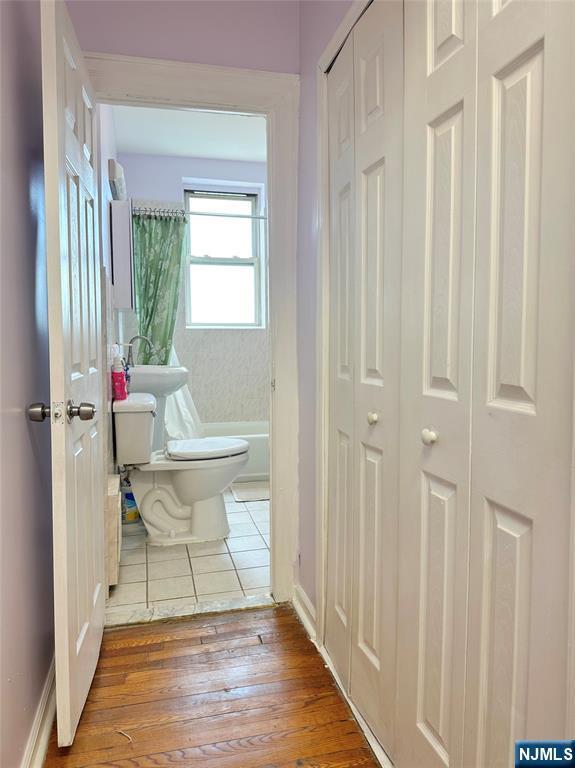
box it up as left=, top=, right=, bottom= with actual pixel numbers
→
left=166, top=437, right=249, bottom=461
left=136, top=448, right=249, bottom=473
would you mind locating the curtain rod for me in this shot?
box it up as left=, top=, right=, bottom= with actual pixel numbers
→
left=132, top=206, right=186, bottom=219
left=132, top=207, right=267, bottom=221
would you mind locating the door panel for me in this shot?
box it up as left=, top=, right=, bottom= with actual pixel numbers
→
left=360, top=160, right=385, bottom=386
left=418, top=472, right=457, bottom=757
left=325, top=34, right=355, bottom=690
left=42, top=0, right=105, bottom=746
left=349, top=0, right=403, bottom=754
left=464, top=2, right=575, bottom=764
left=397, top=1, right=477, bottom=765
left=425, top=104, right=463, bottom=399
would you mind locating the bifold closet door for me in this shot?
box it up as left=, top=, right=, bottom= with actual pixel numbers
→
left=325, top=32, right=355, bottom=691
left=325, top=0, right=403, bottom=755
left=464, top=2, right=575, bottom=763
left=396, top=0, right=477, bottom=765
left=349, top=0, right=403, bottom=752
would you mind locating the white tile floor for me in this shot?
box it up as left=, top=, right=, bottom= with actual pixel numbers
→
left=107, top=488, right=271, bottom=619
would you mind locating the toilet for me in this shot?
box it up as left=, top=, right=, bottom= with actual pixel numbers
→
left=113, top=393, right=249, bottom=545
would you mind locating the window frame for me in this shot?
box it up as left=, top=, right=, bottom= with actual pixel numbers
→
left=184, top=189, right=266, bottom=330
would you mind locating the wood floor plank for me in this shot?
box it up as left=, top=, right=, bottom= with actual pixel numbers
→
left=45, top=606, right=376, bottom=768
left=86, top=653, right=329, bottom=709
left=269, top=747, right=379, bottom=767
left=48, top=694, right=348, bottom=765
left=94, top=638, right=319, bottom=681
left=49, top=683, right=340, bottom=744
left=95, top=637, right=314, bottom=678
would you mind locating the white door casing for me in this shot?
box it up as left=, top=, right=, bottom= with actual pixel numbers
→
left=464, top=2, right=575, bottom=764
left=325, top=32, right=355, bottom=691
left=42, top=0, right=105, bottom=746
left=349, top=0, right=403, bottom=753
left=397, top=0, right=477, bottom=765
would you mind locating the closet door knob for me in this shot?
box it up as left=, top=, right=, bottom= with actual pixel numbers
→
left=367, top=411, right=379, bottom=425
left=421, top=428, right=438, bottom=446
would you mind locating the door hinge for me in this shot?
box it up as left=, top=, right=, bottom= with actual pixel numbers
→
left=271, top=378, right=276, bottom=392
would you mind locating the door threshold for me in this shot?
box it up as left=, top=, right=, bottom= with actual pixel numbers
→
left=105, top=593, right=275, bottom=628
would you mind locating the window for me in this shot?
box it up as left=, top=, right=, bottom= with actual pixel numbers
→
left=185, top=190, right=266, bottom=328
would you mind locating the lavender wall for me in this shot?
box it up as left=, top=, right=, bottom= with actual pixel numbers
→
left=297, top=0, right=352, bottom=605
left=0, top=2, right=54, bottom=765
left=118, top=153, right=266, bottom=204
left=67, top=0, right=300, bottom=74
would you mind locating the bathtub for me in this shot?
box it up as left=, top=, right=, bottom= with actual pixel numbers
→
left=202, top=421, right=269, bottom=482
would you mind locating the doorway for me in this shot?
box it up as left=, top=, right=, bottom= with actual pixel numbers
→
left=102, top=104, right=273, bottom=623
left=87, top=55, right=299, bottom=610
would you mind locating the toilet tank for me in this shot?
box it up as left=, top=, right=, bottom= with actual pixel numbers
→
left=113, top=393, right=156, bottom=465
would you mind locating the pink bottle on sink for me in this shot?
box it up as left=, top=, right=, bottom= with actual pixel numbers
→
left=112, top=356, right=128, bottom=401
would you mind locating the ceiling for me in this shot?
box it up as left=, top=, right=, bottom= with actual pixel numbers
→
left=110, top=105, right=267, bottom=162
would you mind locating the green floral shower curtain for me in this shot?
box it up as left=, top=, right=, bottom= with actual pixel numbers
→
left=132, top=211, right=186, bottom=365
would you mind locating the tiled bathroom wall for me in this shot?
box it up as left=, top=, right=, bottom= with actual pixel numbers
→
left=118, top=280, right=270, bottom=423
left=172, top=313, right=270, bottom=424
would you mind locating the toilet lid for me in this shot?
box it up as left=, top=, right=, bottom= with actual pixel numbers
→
left=166, top=437, right=249, bottom=461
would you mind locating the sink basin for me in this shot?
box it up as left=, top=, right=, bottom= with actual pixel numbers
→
left=128, top=365, right=189, bottom=450
left=129, top=365, right=188, bottom=397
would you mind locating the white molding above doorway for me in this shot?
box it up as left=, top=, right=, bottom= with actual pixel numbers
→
left=86, top=53, right=300, bottom=602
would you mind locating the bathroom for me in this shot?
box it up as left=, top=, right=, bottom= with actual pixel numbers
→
left=103, top=104, right=273, bottom=621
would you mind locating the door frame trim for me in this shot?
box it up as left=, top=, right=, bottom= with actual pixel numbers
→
left=310, top=0, right=371, bottom=644
left=86, top=53, right=300, bottom=602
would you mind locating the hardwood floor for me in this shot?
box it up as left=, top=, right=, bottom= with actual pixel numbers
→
left=44, top=605, right=378, bottom=767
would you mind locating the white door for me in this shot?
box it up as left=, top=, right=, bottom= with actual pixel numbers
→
left=41, top=0, right=105, bottom=746
left=396, top=0, right=477, bottom=765
left=464, top=2, right=575, bottom=764
left=349, top=0, right=402, bottom=753
left=325, top=32, right=355, bottom=690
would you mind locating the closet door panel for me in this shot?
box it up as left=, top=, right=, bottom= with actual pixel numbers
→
left=397, top=1, right=477, bottom=766
left=464, top=3, right=575, bottom=764
left=325, top=34, right=355, bottom=690
left=350, top=0, right=403, bottom=754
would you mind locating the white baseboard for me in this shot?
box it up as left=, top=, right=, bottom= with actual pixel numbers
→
left=20, top=658, right=55, bottom=768
left=292, top=593, right=393, bottom=768
left=292, top=582, right=317, bottom=640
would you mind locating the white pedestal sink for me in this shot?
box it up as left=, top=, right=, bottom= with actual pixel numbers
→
left=128, top=365, right=188, bottom=449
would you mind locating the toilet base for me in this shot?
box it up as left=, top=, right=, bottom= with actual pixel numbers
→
left=144, top=494, right=230, bottom=546
left=130, top=475, right=231, bottom=546
left=128, top=451, right=247, bottom=547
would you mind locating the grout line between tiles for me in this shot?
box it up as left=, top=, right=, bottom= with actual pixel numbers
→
left=186, top=542, right=198, bottom=600
left=247, top=509, right=270, bottom=551
left=225, top=535, right=248, bottom=597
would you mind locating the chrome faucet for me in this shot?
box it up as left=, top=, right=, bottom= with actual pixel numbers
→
left=126, top=335, right=153, bottom=366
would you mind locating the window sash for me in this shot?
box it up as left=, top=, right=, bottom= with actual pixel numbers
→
left=184, top=190, right=265, bottom=328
